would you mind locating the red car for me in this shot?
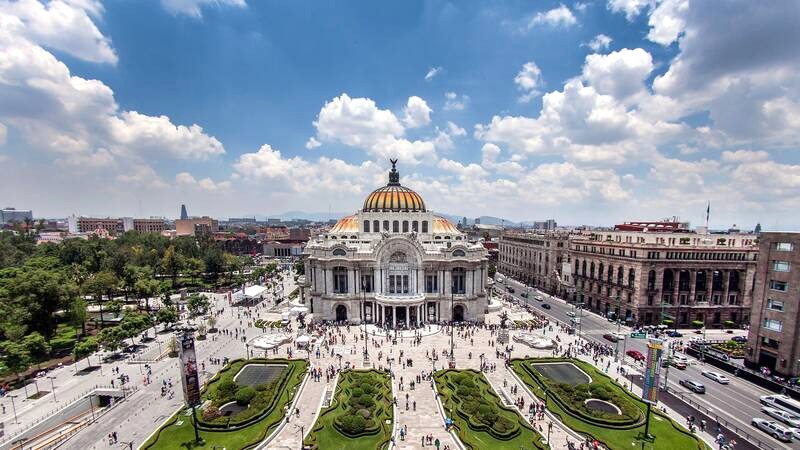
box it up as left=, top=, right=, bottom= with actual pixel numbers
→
left=626, top=350, right=645, bottom=361
left=603, top=333, right=619, bottom=343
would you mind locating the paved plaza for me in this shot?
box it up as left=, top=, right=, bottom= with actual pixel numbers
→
left=0, top=281, right=722, bottom=450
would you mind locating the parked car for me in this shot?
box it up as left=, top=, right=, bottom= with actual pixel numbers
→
left=540, top=303, right=551, bottom=309
left=626, top=350, right=645, bottom=361
left=732, top=336, right=747, bottom=344
left=521, top=292, right=529, bottom=298
left=751, top=417, right=793, bottom=442
left=679, top=379, right=706, bottom=393
left=667, top=330, right=683, bottom=337
left=507, top=287, right=515, bottom=293
left=702, top=370, right=730, bottom=384
left=603, top=333, right=619, bottom=343
left=762, top=406, right=800, bottom=428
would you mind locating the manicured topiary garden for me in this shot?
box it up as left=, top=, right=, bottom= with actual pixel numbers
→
left=141, top=358, right=308, bottom=449
left=304, top=369, right=394, bottom=450
left=435, top=369, right=548, bottom=449
left=511, top=357, right=708, bottom=450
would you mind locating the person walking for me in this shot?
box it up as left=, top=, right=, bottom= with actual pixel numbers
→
left=434, top=437, right=441, bottom=450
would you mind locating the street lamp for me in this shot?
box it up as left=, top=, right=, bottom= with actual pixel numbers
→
left=47, top=376, right=57, bottom=402
left=361, top=279, right=369, bottom=363
left=8, top=394, right=18, bottom=424
left=615, top=293, right=622, bottom=361
left=450, top=282, right=455, bottom=368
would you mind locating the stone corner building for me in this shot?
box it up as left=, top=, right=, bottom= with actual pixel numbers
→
left=302, top=161, right=489, bottom=327
left=746, top=232, right=800, bottom=376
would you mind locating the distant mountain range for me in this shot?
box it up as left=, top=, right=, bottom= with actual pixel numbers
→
left=232, top=211, right=537, bottom=226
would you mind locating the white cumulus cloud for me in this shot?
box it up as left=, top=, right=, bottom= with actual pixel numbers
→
left=425, top=66, right=443, bottom=81
left=160, top=0, right=246, bottom=18
left=587, top=34, right=613, bottom=52
left=528, top=4, right=577, bottom=29
left=403, top=96, right=432, bottom=128
left=514, top=61, right=544, bottom=103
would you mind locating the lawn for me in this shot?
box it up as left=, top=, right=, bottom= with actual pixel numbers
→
left=511, top=358, right=708, bottom=450
left=304, top=369, right=394, bottom=450
left=141, top=358, right=307, bottom=450
left=435, top=369, right=548, bottom=450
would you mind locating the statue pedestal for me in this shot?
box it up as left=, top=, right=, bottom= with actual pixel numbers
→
left=497, top=329, right=509, bottom=344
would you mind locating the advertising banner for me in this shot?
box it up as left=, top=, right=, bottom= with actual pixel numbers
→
left=641, top=338, right=664, bottom=403
left=179, top=332, right=201, bottom=406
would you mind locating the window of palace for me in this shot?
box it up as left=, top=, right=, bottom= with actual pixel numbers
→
left=421, top=221, right=428, bottom=233
left=452, top=267, right=466, bottom=294
left=333, top=267, right=348, bottom=293
left=393, top=221, right=399, bottom=232
left=363, top=220, right=370, bottom=232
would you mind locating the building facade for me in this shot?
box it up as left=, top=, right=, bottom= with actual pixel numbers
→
left=498, top=232, right=570, bottom=295
left=569, top=230, right=758, bottom=327
left=303, top=162, right=489, bottom=327
left=746, top=232, right=800, bottom=376
left=0, top=208, right=33, bottom=225
left=175, top=217, right=219, bottom=236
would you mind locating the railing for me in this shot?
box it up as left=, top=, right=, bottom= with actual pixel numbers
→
left=668, top=390, right=776, bottom=450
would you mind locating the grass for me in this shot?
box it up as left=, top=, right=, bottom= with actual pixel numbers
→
left=50, top=323, right=81, bottom=352
left=435, top=369, right=548, bottom=450
left=304, top=369, right=394, bottom=450
left=141, top=358, right=308, bottom=450
left=511, top=358, right=709, bottom=450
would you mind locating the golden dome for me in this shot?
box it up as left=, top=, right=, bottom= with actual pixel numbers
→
left=432, top=216, right=459, bottom=234
left=330, top=214, right=359, bottom=233
left=362, top=160, right=426, bottom=212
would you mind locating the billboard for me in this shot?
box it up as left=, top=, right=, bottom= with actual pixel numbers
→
left=641, top=338, right=664, bottom=403
left=179, top=332, right=201, bottom=406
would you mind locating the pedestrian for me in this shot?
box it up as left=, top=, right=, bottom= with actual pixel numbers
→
left=435, top=437, right=441, bottom=450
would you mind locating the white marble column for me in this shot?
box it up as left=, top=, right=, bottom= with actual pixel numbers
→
left=392, top=306, right=396, bottom=328
left=405, top=307, right=409, bottom=328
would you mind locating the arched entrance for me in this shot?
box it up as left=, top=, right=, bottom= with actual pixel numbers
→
left=453, top=304, right=465, bottom=322
left=335, top=305, right=347, bottom=322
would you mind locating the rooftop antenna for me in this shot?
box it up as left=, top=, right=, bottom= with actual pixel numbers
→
left=705, top=201, right=710, bottom=229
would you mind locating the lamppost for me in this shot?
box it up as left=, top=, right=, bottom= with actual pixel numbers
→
left=47, top=376, right=57, bottom=402
left=615, top=293, right=622, bottom=360
left=8, top=394, right=18, bottom=424
left=361, top=279, right=369, bottom=363
left=577, top=285, right=585, bottom=340
left=450, top=281, right=455, bottom=368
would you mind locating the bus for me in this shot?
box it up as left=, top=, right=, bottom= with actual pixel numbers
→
left=760, top=395, right=800, bottom=416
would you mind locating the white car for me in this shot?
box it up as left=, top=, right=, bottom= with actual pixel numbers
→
left=790, top=427, right=800, bottom=441
left=702, top=370, right=730, bottom=384
left=566, top=311, right=576, bottom=317
left=672, top=353, right=689, bottom=364
left=752, top=417, right=793, bottom=442
left=762, top=406, right=800, bottom=428
left=611, top=332, right=626, bottom=340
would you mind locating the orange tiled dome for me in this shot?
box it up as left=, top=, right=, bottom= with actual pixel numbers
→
left=362, top=160, right=426, bottom=212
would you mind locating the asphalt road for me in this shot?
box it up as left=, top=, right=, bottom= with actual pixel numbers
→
left=498, top=275, right=799, bottom=450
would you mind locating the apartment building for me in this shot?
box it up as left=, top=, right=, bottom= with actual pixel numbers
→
left=746, top=232, right=800, bottom=376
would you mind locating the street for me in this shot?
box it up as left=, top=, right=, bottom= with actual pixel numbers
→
left=500, top=275, right=800, bottom=450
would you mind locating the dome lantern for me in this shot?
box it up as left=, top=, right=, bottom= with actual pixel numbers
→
left=362, top=160, right=426, bottom=212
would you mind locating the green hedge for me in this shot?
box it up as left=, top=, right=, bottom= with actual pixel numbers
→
left=435, top=369, right=548, bottom=450
left=511, top=358, right=707, bottom=450
left=304, top=369, right=393, bottom=450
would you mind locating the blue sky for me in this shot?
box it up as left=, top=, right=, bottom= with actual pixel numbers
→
left=1, top=0, right=799, bottom=228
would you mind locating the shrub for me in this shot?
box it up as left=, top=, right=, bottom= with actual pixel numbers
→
left=692, top=320, right=704, bottom=329
left=214, top=379, right=238, bottom=403
left=202, top=406, right=221, bottom=421
left=235, top=387, right=257, bottom=406
left=338, top=414, right=367, bottom=434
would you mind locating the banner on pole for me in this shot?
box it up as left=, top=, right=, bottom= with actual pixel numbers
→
left=179, top=332, right=201, bottom=406
left=641, top=338, right=664, bottom=404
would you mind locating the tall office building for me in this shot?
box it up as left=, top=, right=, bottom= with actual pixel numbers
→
left=180, top=204, right=189, bottom=220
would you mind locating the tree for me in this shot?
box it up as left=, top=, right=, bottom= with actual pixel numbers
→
left=23, top=332, right=51, bottom=361
left=156, top=307, right=179, bottom=330
left=134, top=278, right=160, bottom=312
left=294, top=259, right=305, bottom=275
left=1, top=342, right=31, bottom=381
left=106, top=300, right=123, bottom=317
left=0, top=266, right=76, bottom=340
left=97, top=326, right=125, bottom=353
left=120, top=312, right=151, bottom=347
left=69, top=297, right=89, bottom=338
left=203, top=247, right=225, bottom=287
left=207, top=315, right=217, bottom=332
left=73, top=337, right=98, bottom=369
left=161, top=245, right=183, bottom=287
left=186, top=293, right=210, bottom=317
left=83, top=270, right=118, bottom=326
left=488, top=264, right=497, bottom=279
left=185, top=257, right=204, bottom=286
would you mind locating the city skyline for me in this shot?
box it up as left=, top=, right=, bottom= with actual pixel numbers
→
left=1, top=0, right=799, bottom=229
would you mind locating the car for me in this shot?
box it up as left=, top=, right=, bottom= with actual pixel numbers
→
left=702, top=370, right=730, bottom=384
left=507, top=287, right=515, bottom=293
left=762, top=406, right=800, bottom=428
left=752, top=417, right=793, bottom=442
left=566, top=311, right=576, bottom=317
left=521, top=292, right=529, bottom=298
left=535, top=295, right=544, bottom=302
left=626, top=350, right=645, bottom=361
left=791, top=427, right=800, bottom=441
left=732, top=336, right=747, bottom=344
left=667, top=330, right=683, bottom=337
left=611, top=332, right=626, bottom=340
left=679, top=379, right=706, bottom=393
left=540, top=303, right=551, bottom=309
left=669, top=359, right=688, bottom=370
left=672, top=353, right=689, bottom=364
left=603, top=333, right=620, bottom=343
